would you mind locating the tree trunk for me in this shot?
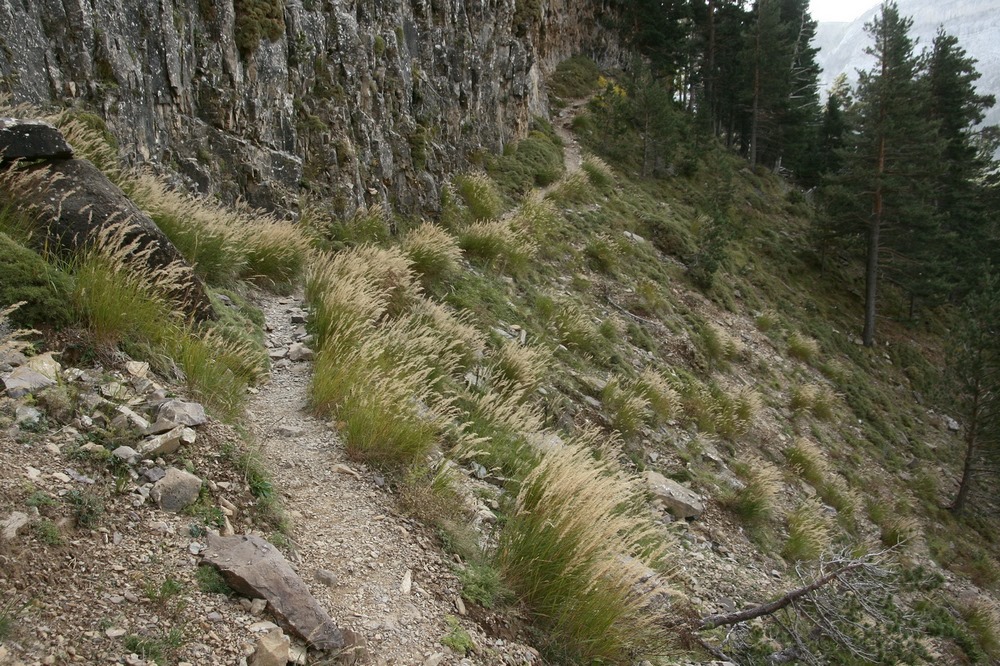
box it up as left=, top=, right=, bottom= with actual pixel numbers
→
left=952, top=392, right=980, bottom=513
left=863, top=133, right=886, bottom=347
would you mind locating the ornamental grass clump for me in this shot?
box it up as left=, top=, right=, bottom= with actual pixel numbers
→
left=495, top=439, right=671, bottom=663
left=458, top=219, right=537, bottom=271
left=601, top=377, right=650, bottom=437
left=401, top=222, right=462, bottom=286
left=488, top=341, right=551, bottom=394
left=782, top=499, right=833, bottom=562
left=635, top=368, right=681, bottom=423
left=726, top=458, right=782, bottom=525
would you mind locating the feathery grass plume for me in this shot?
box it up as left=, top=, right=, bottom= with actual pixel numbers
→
left=785, top=438, right=829, bottom=488
left=672, top=376, right=721, bottom=433
left=819, top=474, right=860, bottom=523
left=311, top=325, right=455, bottom=470
left=169, top=326, right=266, bottom=421
left=732, top=385, right=762, bottom=425
left=454, top=172, right=503, bottom=221
left=488, top=340, right=551, bottom=394
left=71, top=220, right=191, bottom=348
left=755, top=309, right=780, bottom=333
left=374, top=313, right=465, bottom=388
left=580, top=155, right=615, bottom=191
left=726, top=458, right=782, bottom=525
left=458, top=379, right=545, bottom=479
left=495, top=439, right=671, bottom=663
left=601, top=377, right=650, bottom=437
left=963, top=599, right=1000, bottom=659
left=127, top=173, right=309, bottom=290
left=699, top=321, right=743, bottom=370
left=866, top=499, right=919, bottom=548
left=408, top=298, right=485, bottom=372
left=458, top=219, right=537, bottom=271
left=50, top=109, right=123, bottom=183
left=636, top=368, right=681, bottom=423
left=782, top=499, right=833, bottom=562
left=509, top=191, right=562, bottom=242
left=584, top=232, right=620, bottom=273
left=549, top=298, right=603, bottom=355
left=789, top=383, right=817, bottom=413
left=305, top=246, right=419, bottom=351
left=787, top=330, right=820, bottom=363
left=546, top=169, right=591, bottom=206
left=401, top=222, right=462, bottom=286
left=810, top=384, right=837, bottom=420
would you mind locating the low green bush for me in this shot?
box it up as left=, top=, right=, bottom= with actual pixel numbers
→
left=0, top=231, right=73, bottom=329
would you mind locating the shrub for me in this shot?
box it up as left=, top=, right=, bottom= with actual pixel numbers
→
left=546, top=170, right=591, bottom=206
left=0, top=231, right=73, bottom=329
left=547, top=55, right=601, bottom=100
left=234, top=0, right=285, bottom=56
left=401, top=222, right=462, bottom=286
left=726, top=458, right=781, bottom=525
left=782, top=499, right=832, bottom=562
left=698, top=322, right=743, bottom=371
left=495, top=440, right=670, bottom=663
left=584, top=233, right=619, bottom=273
left=440, top=615, right=474, bottom=655
left=458, top=562, right=510, bottom=609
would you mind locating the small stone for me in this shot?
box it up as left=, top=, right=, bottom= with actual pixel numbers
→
left=268, top=347, right=288, bottom=360
left=105, top=628, right=126, bottom=638
left=2, top=366, right=55, bottom=398
left=276, top=425, right=305, bottom=438
left=138, top=426, right=197, bottom=457
left=143, top=467, right=167, bottom=483
left=116, top=405, right=150, bottom=430
left=250, top=598, right=267, bottom=616
left=126, top=361, right=149, bottom=378
left=332, top=464, right=361, bottom=479
left=150, top=467, right=203, bottom=512
left=0, top=118, right=74, bottom=161
left=112, top=446, right=140, bottom=464
left=14, top=405, right=42, bottom=426
left=250, top=627, right=290, bottom=666
left=248, top=620, right=278, bottom=633
left=287, top=343, right=314, bottom=362
left=157, top=400, right=208, bottom=427
left=51, top=472, right=72, bottom=483
left=400, top=570, right=412, bottom=595
left=1, top=511, right=30, bottom=540
left=455, top=595, right=466, bottom=615
left=289, top=311, right=307, bottom=324
left=315, top=569, right=338, bottom=588
left=644, top=471, right=705, bottom=519
left=25, top=466, right=41, bottom=481
left=207, top=611, right=225, bottom=623
left=424, top=653, right=445, bottom=666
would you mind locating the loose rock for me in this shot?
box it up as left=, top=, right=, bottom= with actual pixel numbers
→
left=150, top=467, right=203, bottom=512
left=645, top=471, right=705, bottom=519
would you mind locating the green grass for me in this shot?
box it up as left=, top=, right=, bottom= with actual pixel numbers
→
left=440, top=615, right=474, bottom=654
left=196, top=566, right=234, bottom=595
left=547, top=55, right=601, bottom=101
left=0, top=230, right=74, bottom=329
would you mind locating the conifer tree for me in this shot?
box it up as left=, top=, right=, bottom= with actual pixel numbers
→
left=821, top=2, right=939, bottom=346
left=949, top=271, right=1000, bottom=514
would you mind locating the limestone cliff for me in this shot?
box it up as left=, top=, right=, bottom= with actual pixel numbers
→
left=0, top=0, right=619, bottom=215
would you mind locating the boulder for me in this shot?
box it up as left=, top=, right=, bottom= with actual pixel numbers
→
left=151, top=467, right=202, bottom=512
left=2, top=366, right=55, bottom=398
left=645, top=471, right=705, bottom=519
left=138, top=426, right=196, bottom=457
left=287, top=343, right=314, bottom=362
left=201, top=533, right=347, bottom=651
left=250, top=628, right=290, bottom=666
left=0, top=118, right=74, bottom=162
left=156, top=399, right=208, bottom=427
left=1, top=511, right=30, bottom=540
left=2, top=158, right=213, bottom=320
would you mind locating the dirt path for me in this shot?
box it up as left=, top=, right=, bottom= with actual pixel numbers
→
left=247, top=295, right=535, bottom=666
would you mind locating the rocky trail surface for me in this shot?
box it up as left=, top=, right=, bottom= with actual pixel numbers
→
left=245, top=294, right=539, bottom=666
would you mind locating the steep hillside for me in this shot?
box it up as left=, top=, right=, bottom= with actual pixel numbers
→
left=816, top=0, right=1000, bottom=127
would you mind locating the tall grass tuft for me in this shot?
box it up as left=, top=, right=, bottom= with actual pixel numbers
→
left=963, top=599, right=1000, bottom=660
left=726, top=458, right=782, bottom=525
left=127, top=174, right=309, bottom=291
left=305, top=246, right=419, bottom=351
left=401, top=222, right=462, bottom=287
left=458, top=219, right=537, bottom=271
left=782, top=499, right=832, bottom=562
left=495, top=439, right=670, bottom=663
left=509, top=191, right=563, bottom=242
left=601, top=377, right=650, bottom=437
left=454, top=172, right=504, bottom=221
left=409, top=298, right=485, bottom=373
left=787, top=331, right=820, bottom=364
left=785, top=438, right=828, bottom=488
left=635, top=369, right=681, bottom=423
left=581, top=155, right=615, bottom=191
left=488, top=341, right=551, bottom=393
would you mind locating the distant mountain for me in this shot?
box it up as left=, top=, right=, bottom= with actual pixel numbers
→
left=815, top=0, right=1000, bottom=127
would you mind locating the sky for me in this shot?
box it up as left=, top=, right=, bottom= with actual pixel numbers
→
left=809, top=0, right=880, bottom=22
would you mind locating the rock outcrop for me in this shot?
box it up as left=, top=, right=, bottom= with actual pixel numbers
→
left=0, top=0, right=620, bottom=214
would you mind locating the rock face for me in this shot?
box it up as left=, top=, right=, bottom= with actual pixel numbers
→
left=0, top=118, right=74, bottom=162
left=202, top=533, right=346, bottom=651
left=0, top=0, right=620, bottom=214
left=645, top=470, right=705, bottom=519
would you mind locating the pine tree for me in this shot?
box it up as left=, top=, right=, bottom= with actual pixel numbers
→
left=925, top=29, right=997, bottom=296
left=821, top=2, right=939, bottom=346
left=949, top=271, right=1000, bottom=514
